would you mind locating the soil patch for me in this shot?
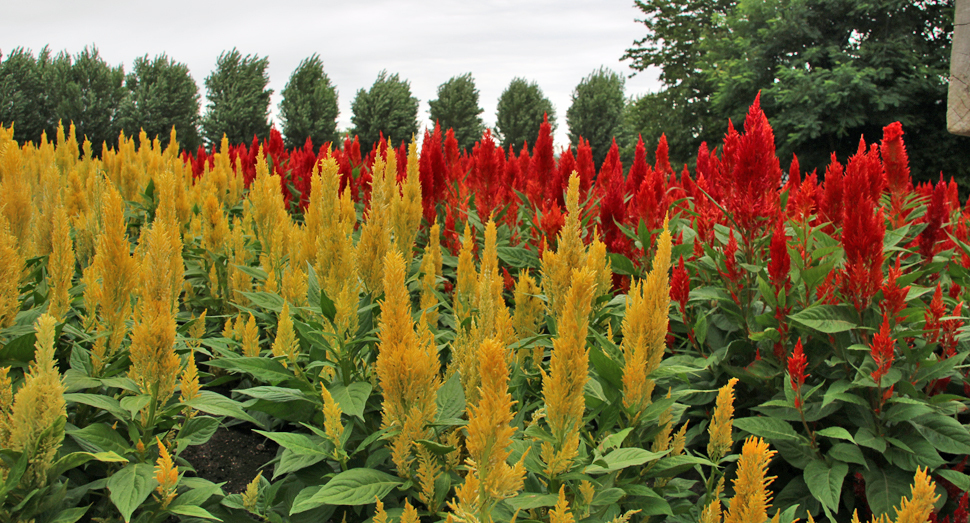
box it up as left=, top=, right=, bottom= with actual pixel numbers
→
left=182, top=424, right=279, bottom=493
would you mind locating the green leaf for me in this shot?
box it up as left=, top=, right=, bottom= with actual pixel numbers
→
left=184, top=391, right=260, bottom=425
left=641, top=455, right=714, bottom=478
left=240, top=291, right=285, bottom=313
left=804, top=459, right=848, bottom=512
left=67, top=423, right=130, bottom=455
left=788, top=305, right=857, bottom=333
left=330, top=382, right=372, bottom=420
left=290, top=469, right=403, bottom=512
left=505, top=493, right=561, bottom=510
left=815, top=427, right=855, bottom=443
left=275, top=450, right=326, bottom=479
left=168, top=504, right=221, bottom=520
left=108, top=463, right=156, bottom=523
left=236, top=386, right=313, bottom=404
left=734, top=416, right=801, bottom=442
left=827, top=443, right=867, bottom=469
left=205, top=356, right=293, bottom=384
left=855, top=427, right=886, bottom=453
left=608, top=252, right=637, bottom=276
left=254, top=431, right=330, bottom=456
left=415, top=439, right=457, bottom=456
left=909, top=414, right=970, bottom=454
left=178, top=416, right=221, bottom=446
left=865, top=465, right=914, bottom=519
left=48, top=506, right=90, bottom=523
left=436, top=372, right=466, bottom=422
left=50, top=450, right=127, bottom=478
left=64, top=393, right=129, bottom=421
left=937, top=469, right=970, bottom=492
left=585, top=447, right=668, bottom=474
left=821, top=380, right=853, bottom=408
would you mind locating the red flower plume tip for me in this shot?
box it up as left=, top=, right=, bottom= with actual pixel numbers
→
left=870, top=315, right=895, bottom=386
left=788, top=338, right=808, bottom=403
left=881, top=122, right=911, bottom=196
left=768, top=219, right=791, bottom=292
left=670, top=255, right=690, bottom=310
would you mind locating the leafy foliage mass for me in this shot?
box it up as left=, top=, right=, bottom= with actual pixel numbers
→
left=622, top=0, right=967, bottom=186
left=350, top=70, right=419, bottom=150
left=566, top=67, right=627, bottom=166
left=201, top=48, right=273, bottom=148
left=494, top=77, right=556, bottom=151
left=278, top=54, right=339, bottom=150
left=0, top=92, right=968, bottom=523
left=428, top=73, right=485, bottom=152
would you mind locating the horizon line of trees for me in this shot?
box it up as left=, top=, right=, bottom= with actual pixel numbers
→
left=0, top=46, right=632, bottom=163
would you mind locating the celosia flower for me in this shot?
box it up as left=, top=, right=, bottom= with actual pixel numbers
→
left=724, top=437, right=776, bottom=523
left=549, top=485, right=576, bottom=523
left=154, top=437, right=179, bottom=509
left=870, top=315, right=895, bottom=386
left=768, top=220, right=791, bottom=294
left=788, top=338, right=808, bottom=398
left=670, top=255, right=690, bottom=314
left=880, top=257, right=910, bottom=325
left=708, top=377, right=739, bottom=461
left=622, top=218, right=672, bottom=423
left=541, top=268, right=596, bottom=478
left=893, top=468, right=940, bottom=523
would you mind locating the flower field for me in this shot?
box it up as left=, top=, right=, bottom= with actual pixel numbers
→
left=0, top=96, right=968, bottom=523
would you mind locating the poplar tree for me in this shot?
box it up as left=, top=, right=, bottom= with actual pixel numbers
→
left=494, top=77, right=555, bottom=151
left=279, top=54, right=339, bottom=148
left=428, top=73, right=485, bottom=151
left=201, top=49, right=272, bottom=147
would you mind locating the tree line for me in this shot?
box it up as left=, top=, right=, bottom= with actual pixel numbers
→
left=0, top=46, right=632, bottom=164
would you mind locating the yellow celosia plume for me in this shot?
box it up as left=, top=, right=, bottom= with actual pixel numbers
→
left=457, top=338, right=526, bottom=520
left=0, top=214, right=24, bottom=328
left=621, top=216, right=672, bottom=423
left=127, top=212, right=183, bottom=424
left=0, top=313, right=66, bottom=489
left=376, top=249, right=441, bottom=477
left=47, top=197, right=76, bottom=322
left=153, top=437, right=179, bottom=509
left=540, top=267, right=596, bottom=478
left=724, top=437, right=776, bottom=523
left=708, top=377, right=739, bottom=461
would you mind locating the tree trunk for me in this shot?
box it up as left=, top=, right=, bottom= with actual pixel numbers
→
left=949, top=0, right=970, bottom=136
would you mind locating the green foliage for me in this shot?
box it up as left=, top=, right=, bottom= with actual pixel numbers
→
left=623, top=0, right=967, bottom=184
left=350, top=70, right=418, bottom=149
left=0, top=47, right=57, bottom=146
left=47, top=46, right=127, bottom=154
left=567, top=67, right=627, bottom=166
left=116, top=54, right=201, bottom=151
left=494, top=77, right=556, bottom=151
left=279, top=54, right=339, bottom=149
left=428, top=72, right=485, bottom=151
left=201, top=48, right=272, bottom=147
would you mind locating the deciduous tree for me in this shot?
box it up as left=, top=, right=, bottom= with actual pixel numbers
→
left=117, top=54, right=201, bottom=151
left=495, top=77, right=556, bottom=151
left=279, top=54, right=339, bottom=149
left=350, top=70, right=418, bottom=149
left=201, top=49, right=272, bottom=147
left=428, top=73, right=484, bottom=151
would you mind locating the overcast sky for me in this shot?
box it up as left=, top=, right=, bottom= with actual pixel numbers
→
left=1, top=0, right=661, bottom=149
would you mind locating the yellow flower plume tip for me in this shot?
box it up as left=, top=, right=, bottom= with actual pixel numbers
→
left=708, top=377, right=739, bottom=461
left=242, top=470, right=262, bottom=513
left=724, top=437, right=776, bottom=523
left=466, top=338, right=526, bottom=504
left=321, top=386, right=344, bottom=450
left=893, top=467, right=939, bottom=523
left=541, top=268, right=596, bottom=478
left=179, top=349, right=201, bottom=405
left=373, top=497, right=389, bottom=523
left=550, top=485, right=576, bottom=523
left=154, top=437, right=179, bottom=509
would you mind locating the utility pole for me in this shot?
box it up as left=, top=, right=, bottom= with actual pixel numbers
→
left=949, top=0, right=970, bottom=136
